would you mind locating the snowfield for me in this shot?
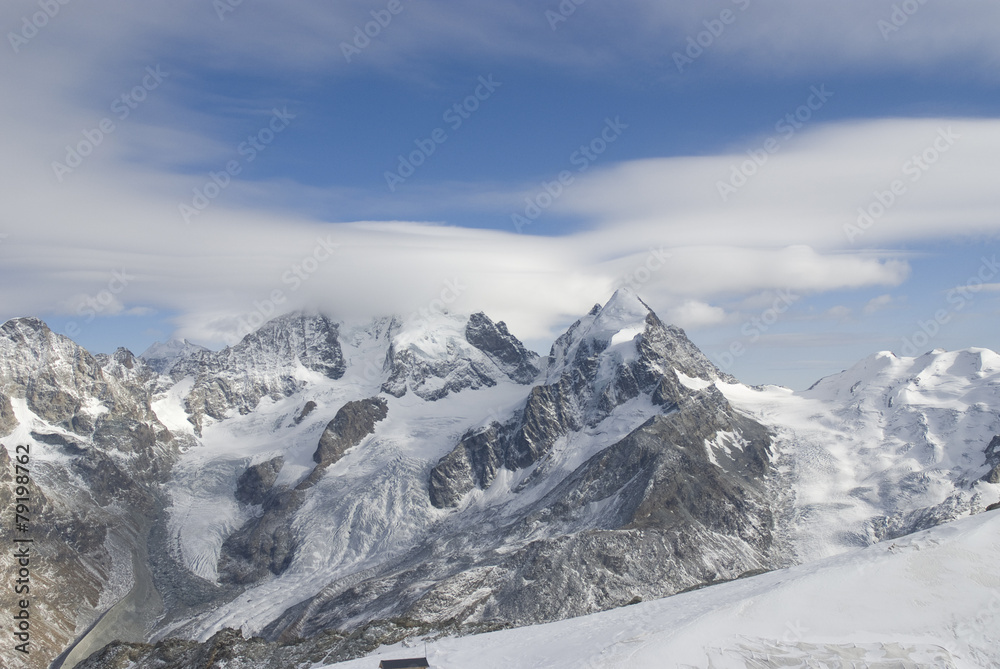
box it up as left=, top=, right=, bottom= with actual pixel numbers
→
left=327, top=508, right=1000, bottom=669
left=151, top=310, right=1000, bottom=645
left=718, top=348, right=1000, bottom=563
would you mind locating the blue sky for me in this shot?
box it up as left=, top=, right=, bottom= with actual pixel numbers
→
left=2, top=0, right=1000, bottom=389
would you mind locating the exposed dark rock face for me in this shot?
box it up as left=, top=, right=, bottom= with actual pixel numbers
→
left=278, top=386, right=774, bottom=639
left=313, top=397, right=388, bottom=468
left=140, top=339, right=211, bottom=375
left=293, top=400, right=317, bottom=425
left=985, top=435, right=1000, bottom=483
left=381, top=313, right=540, bottom=401
left=75, top=617, right=503, bottom=669
left=465, top=312, right=540, bottom=384
left=30, top=430, right=87, bottom=454
left=429, top=294, right=734, bottom=509
left=0, top=318, right=108, bottom=435
left=0, top=391, right=17, bottom=436
left=0, top=442, right=127, bottom=669
left=194, top=333, right=360, bottom=586
left=218, top=488, right=304, bottom=585
left=427, top=421, right=513, bottom=508
left=0, top=319, right=179, bottom=669
left=431, top=387, right=774, bottom=625
left=381, top=344, right=500, bottom=401
left=539, top=387, right=772, bottom=539
left=171, top=314, right=347, bottom=433
left=236, top=457, right=285, bottom=505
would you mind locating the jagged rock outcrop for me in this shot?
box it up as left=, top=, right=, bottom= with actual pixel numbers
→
left=164, top=313, right=347, bottom=433
left=218, top=488, right=304, bottom=585
left=313, top=397, right=388, bottom=468
left=11, top=294, right=997, bottom=669
left=382, top=312, right=540, bottom=401
left=428, top=421, right=511, bottom=508
left=0, top=317, right=110, bottom=434
left=140, top=338, right=211, bottom=375
left=0, top=319, right=178, bottom=669
left=293, top=400, right=317, bottom=425
left=0, top=391, right=16, bottom=436
left=429, top=289, right=734, bottom=508
left=985, top=435, right=1000, bottom=483
left=465, top=312, right=540, bottom=384
left=0, top=442, right=129, bottom=669
left=220, top=396, right=388, bottom=586
left=235, top=457, right=284, bottom=505
left=278, top=386, right=775, bottom=638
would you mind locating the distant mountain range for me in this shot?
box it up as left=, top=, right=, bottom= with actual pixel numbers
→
left=0, top=288, right=997, bottom=669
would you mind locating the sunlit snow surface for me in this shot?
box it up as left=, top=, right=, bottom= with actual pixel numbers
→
left=719, top=347, right=1000, bottom=562
left=326, top=509, right=1000, bottom=668
left=153, top=329, right=1000, bottom=644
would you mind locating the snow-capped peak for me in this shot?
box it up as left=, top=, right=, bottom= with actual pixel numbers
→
left=591, top=287, right=653, bottom=339
left=381, top=310, right=540, bottom=400
left=804, top=346, right=1000, bottom=403
left=389, top=310, right=469, bottom=359
left=140, top=338, right=211, bottom=374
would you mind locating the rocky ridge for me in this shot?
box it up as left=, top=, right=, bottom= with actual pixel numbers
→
left=1, top=291, right=998, bottom=669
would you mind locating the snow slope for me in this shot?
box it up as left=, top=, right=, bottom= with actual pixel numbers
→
left=325, top=508, right=1000, bottom=669
left=156, top=315, right=539, bottom=638
left=719, top=348, right=1000, bottom=562
left=154, top=314, right=1000, bottom=642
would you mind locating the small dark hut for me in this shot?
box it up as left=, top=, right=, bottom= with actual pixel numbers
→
left=378, top=658, right=430, bottom=669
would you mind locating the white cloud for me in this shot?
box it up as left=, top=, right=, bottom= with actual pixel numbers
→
left=9, top=114, right=994, bottom=348
left=664, top=300, right=728, bottom=329
left=2, top=1, right=999, bottom=352
left=549, top=119, right=1000, bottom=251
left=864, top=294, right=894, bottom=314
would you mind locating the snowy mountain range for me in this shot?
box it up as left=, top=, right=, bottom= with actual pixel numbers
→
left=0, top=289, right=997, bottom=669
